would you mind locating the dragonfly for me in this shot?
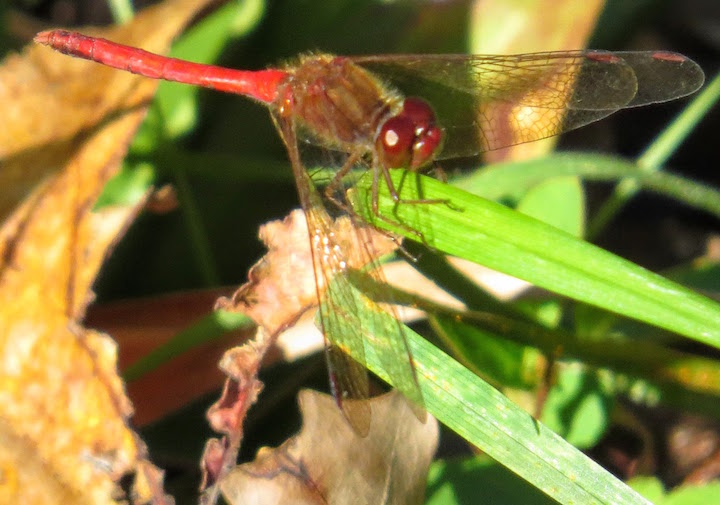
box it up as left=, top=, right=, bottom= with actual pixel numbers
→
left=34, top=30, right=704, bottom=435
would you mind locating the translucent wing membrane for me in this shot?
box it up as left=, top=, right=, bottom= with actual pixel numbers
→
left=614, top=51, right=705, bottom=106
left=271, top=112, right=424, bottom=436
left=354, top=51, right=704, bottom=157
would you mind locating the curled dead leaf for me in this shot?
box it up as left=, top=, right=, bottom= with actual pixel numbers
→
left=219, top=390, right=438, bottom=505
left=217, top=209, right=396, bottom=339
left=205, top=210, right=401, bottom=489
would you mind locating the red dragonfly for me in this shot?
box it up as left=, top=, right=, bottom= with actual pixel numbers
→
left=35, top=30, right=704, bottom=435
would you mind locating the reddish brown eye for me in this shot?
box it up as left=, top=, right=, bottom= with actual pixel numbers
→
left=377, top=97, right=443, bottom=170
left=402, top=97, right=436, bottom=132
left=411, top=124, right=443, bottom=170
left=377, top=115, right=414, bottom=168
left=398, top=97, right=443, bottom=170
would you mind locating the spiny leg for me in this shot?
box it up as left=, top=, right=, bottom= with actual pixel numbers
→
left=372, top=162, right=452, bottom=248
left=324, top=149, right=364, bottom=215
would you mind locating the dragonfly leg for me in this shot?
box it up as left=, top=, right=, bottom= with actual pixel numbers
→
left=424, top=163, right=467, bottom=212
left=324, top=149, right=364, bottom=215
left=380, top=163, right=453, bottom=207
left=372, top=164, right=454, bottom=248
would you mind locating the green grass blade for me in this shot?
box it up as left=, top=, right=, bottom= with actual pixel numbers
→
left=122, top=310, right=251, bottom=382
left=456, top=152, right=720, bottom=219
left=108, top=0, right=134, bottom=24
left=350, top=170, right=720, bottom=350
left=324, top=279, right=650, bottom=504
left=154, top=0, right=266, bottom=138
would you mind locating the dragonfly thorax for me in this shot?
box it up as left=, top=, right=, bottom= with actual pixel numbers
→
left=282, top=54, right=401, bottom=151
left=282, top=55, right=444, bottom=171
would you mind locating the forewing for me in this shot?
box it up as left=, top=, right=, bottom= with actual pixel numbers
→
left=271, top=111, right=424, bottom=436
left=610, top=51, right=704, bottom=106
left=354, top=51, right=702, bottom=157
left=347, top=222, right=426, bottom=423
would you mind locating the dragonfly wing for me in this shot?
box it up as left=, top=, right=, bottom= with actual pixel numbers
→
left=273, top=111, right=372, bottom=434
left=354, top=51, right=702, bottom=158
left=610, top=51, right=704, bottom=107
left=346, top=223, right=426, bottom=421
left=271, top=110, right=424, bottom=435
left=316, top=218, right=428, bottom=434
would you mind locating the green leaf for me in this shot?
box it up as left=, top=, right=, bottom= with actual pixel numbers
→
left=627, top=476, right=666, bottom=503
left=540, top=365, right=612, bottom=448
left=664, top=482, right=720, bottom=505
left=590, top=69, right=720, bottom=236
left=516, top=176, right=585, bottom=237
left=350, top=169, right=720, bottom=351
left=322, top=276, right=650, bottom=504
left=94, top=161, right=156, bottom=209
left=123, top=309, right=251, bottom=382
left=427, top=457, right=556, bottom=505
left=456, top=152, right=720, bottom=220
left=398, top=287, right=720, bottom=415
left=431, top=315, right=532, bottom=389
left=629, top=478, right=720, bottom=505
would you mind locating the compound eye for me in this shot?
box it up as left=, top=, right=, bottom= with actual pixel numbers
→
left=402, top=97, right=436, bottom=133
left=377, top=115, right=414, bottom=168
left=411, top=125, right=443, bottom=170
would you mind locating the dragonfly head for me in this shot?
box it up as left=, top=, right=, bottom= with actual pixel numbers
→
left=376, top=97, right=443, bottom=171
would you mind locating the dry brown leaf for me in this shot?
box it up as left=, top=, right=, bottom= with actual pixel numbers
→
left=219, top=390, right=438, bottom=505
left=214, top=209, right=398, bottom=403
left=0, top=0, right=216, bottom=503
left=216, top=210, right=321, bottom=334
left=217, top=209, right=397, bottom=338
left=0, top=0, right=209, bottom=219
left=203, top=211, right=400, bottom=494
left=204, top=211, right=331, bottom=482
left=203, top=212, right=332, bottom=494
left=199, top=332, right=268, bottom=501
